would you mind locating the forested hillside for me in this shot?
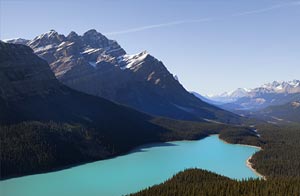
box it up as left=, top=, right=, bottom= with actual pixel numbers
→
left=251, top=123, right=300, bottom=178
left=132, top=169, right=300, bottom=196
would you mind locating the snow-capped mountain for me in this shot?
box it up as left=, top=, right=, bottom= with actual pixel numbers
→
left=208, top=80, right=300, bottom=103
left=205, top=80, right=300, bottom=111
left=252, top=80, right=300, bottom=95
left=207, top=88, right=251, bottom=103
left=3, top=38, right=29, bottom=45
left=4, top=29, right=241, bottom=123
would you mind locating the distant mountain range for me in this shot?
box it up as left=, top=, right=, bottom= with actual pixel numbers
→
left=5, top=29, right=241, bottom=124
left=190, top=80, right=300, bottom=123
left=206, top=88, right=251, bottom=103
left=204, top=80, right=300, bottom=111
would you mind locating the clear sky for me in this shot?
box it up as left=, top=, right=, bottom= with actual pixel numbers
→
left=1, top=0, right=300, bottom=95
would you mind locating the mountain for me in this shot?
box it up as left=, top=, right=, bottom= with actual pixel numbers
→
left=0, top=41, right=177, bottom=177
left=2, top=38, right=29, bottom=45
left=191, top=91, right=224, bottom=106
left=5, top=29, right=241, bottom=124
left=206, top=80, right=300, bottom=111
left=207, top=88, right=251, bottom=103
left=250, top=101, right=300, bottom=123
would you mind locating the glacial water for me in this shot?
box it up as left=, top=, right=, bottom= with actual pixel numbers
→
left=0, top=135, right=260, bottom=196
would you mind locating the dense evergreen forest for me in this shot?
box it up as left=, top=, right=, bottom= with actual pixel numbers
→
left=132, top=123, right=300, bottom=196
left=0, top=122, right=111, bottom=178
left=251, top=123, right=300, bottom=178
left=1, top=119, right=257, bottom=179
left=132, top=169, right=300, bottom=196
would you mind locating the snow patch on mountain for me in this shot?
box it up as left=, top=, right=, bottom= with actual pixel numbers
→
left=34, top=30, right=57, bottom=40
left=34, top=44, right=57, bottom=53
left=117, top=51, right=149, bottom=70
left=81, top=48, right=101, bottom=54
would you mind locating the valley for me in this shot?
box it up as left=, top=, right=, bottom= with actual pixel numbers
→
left=1, top=40, right=299, bottom=195
left=0, top=41, right=258, bottom=180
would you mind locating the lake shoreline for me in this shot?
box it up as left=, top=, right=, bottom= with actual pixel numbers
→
left=1, top=133, right=264, bottom=181
left=217, top=136, right=266, bottom=180
left=0, top=134, right=212, bottom=181
left=246, top=156, right=266, bottom=180
left=1, top=134, right=263, bottom=196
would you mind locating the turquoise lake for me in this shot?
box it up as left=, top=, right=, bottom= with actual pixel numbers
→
left=0, top=135, right=260, bottom=196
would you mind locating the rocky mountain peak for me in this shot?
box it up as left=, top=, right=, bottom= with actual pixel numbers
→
left=28, top=30, right=66, bottom=48
left=38, top=30, right=59, bottom=39
left=68, top=31, right=79, bottom=37
left=82, top=29, right=109, bottom=48
left=203, top=79, right=300, bottom=111
left=67, top=31, right=79, bottom=41
left=2, top=30, right=241, bottom=123
left=83, top=29, right=99, bottom=35
left=258, top=80, right=300, bottom=94
left=230, top=88, right=250, bottom=97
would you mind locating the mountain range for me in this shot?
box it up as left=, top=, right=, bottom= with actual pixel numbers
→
left=5, top=29, right=241, bottom=124
left=204, top=80, right=300, bottom=111
left=190, top=80, right=300, bottom=123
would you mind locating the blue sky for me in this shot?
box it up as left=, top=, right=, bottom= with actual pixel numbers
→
left=1, top=0, right=300, bottom=95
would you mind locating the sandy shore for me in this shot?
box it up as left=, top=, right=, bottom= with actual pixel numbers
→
left=246, top=155, right=266, bottom=180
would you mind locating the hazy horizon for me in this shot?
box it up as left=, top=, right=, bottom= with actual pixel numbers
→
left=1, top=0, right=299, bottom=95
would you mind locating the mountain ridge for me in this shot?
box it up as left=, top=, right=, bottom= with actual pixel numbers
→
left=5, top=29, right=242, bottom=124
left=207, top=80, right=300, bottom=101
left=200, top=80, right=300, bottom=111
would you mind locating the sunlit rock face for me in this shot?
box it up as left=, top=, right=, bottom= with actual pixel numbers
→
left=5, top=30, right=241, bottom=123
